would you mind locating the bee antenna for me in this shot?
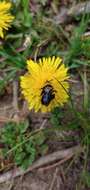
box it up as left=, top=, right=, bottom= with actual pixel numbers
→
left=54, top=77, right=70, bottom=97
left=54, top=77, right=77, bottom=117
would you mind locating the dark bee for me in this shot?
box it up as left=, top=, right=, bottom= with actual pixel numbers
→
left=41, top=84, right=55, bottom=106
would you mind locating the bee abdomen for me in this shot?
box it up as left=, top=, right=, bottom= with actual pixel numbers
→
left=41, top=93, right=55, bottom=106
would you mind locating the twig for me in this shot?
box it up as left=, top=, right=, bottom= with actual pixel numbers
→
left=0, top=145, right=83, bottom=184
left=39, top=154, right=73, bottom=171
left=83, top=66, right=88, bottom=111
left=68, top=1, right=90, bottom=17
left=7, top=179, right=14, bottom=190
left=59, top=166, right=66, bottom=182
left=49, top=167, right=59, bottom=190
left=12, top=80, right=19, bottom=112
left=0, top=116, right=18, bottom=123
left=67, top=79, right=78, bottom=83
left=40, top=119, right=47, bottom=129
left=54, top=1, right=90, bottom=24
left=0, top=105, right=13, bottom=110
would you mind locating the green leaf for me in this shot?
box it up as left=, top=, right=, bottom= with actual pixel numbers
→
left=34, top=132, right=46, bottom=145
left=14, top=151, right=26, bottom=165
left=19, top=120, right=29, bottom=133
left=22, top=149, right=36, bottom=169
left=82, top=171, right=90, bottom=187
left=25, top=139, right=34, bottom=153
left=39, top=144, right=48, bottom=155
left=23, top=13, right=32, bottom=27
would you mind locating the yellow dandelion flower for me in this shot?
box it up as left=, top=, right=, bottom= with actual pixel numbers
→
left=0, top=1, right=14, bottom=38
left=20, top=57, right=69, bottom=112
